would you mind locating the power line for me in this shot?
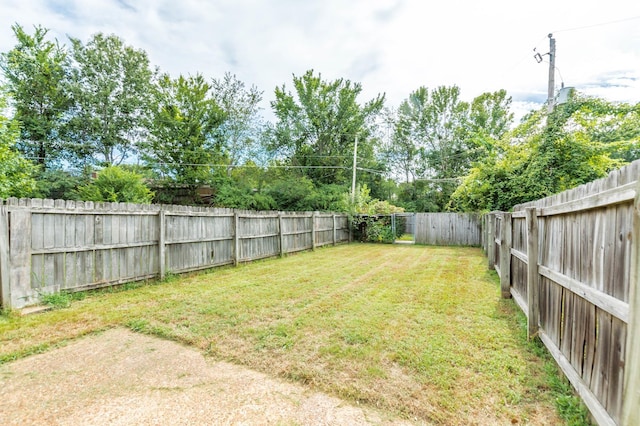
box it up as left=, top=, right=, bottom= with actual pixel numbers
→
left=552, top=15, right=640, bottom=34
left=501, top=15, right=640, bottom=90
left=413, top=177, right=462, bottom=183
left=24, top=156, right=471, bottom=183
left=22, top=156, right=363, bottom=171
left=503, top=35, right=551, bottom=77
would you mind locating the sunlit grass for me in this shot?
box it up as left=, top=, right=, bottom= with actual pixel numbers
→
left=0, top=244, right=566, bottom=424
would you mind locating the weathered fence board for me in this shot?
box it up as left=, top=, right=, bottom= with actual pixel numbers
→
left=623, top=180, right=640, bottom=425
left=414, top=213, right=481, bottom=246
left=486, top=159, right=640, bottom=426
left=0, top=200, right=350, bottom=309
left=0, top=206, right=10, bottom=310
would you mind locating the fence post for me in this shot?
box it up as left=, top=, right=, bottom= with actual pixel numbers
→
left=279, top=213, right=285, bottom=258
left=391, top=214, right=396, bottom=243
left=622, top=180, right=640, bottom=426
left=8, top=208, right=32, bottom=308
left=481, top=215, right=486, bottom=253
left=332, top=214, right=337, bottom=246
left=0, top=205, right=11, bottom=310
left=499, top=212, right=512, bottom=299
left=158, top=210, right=166, bottom=280
left=311, top=212, right=317, bottom=250
left=525, top=207, right=540, bottom=339
left=234, top=212, right=240, bottom=266
left=487, top=213, right=496, bottom=270
left=349, top=215, right=353, bottom=243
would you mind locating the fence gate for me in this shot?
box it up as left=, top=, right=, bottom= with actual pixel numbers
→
left=391, top=213, right=415, bottom=244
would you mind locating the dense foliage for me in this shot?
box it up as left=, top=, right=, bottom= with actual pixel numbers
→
left=0, top=24, right=638, bottom=210
left=66, top=33, right=155, bottom=166
left=384, top=87, right=513, bottom=211
left=76, top=166, right=154, bottom=203
left=270, top=70, right=385, bottom=187
left=450, top=93, right=636, bottom=211
left=0, top=24, right=70, bottom=169
left=0, top=89, right=37, bottom=197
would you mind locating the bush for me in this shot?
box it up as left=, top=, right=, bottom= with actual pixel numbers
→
left=214, top=182, right=276, bottom=210
left=76, top=166, right=154, bottom=203
left=352, top=215, right=397, bottom=243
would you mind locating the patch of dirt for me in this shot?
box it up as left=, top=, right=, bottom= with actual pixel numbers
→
left=0, top=328, right=416, bottom=425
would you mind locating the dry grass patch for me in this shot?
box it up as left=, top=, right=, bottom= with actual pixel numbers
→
left=1, top=244, right=563, bottom=424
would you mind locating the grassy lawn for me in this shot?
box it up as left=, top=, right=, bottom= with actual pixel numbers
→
left=0, top=244, right=581, bottom=424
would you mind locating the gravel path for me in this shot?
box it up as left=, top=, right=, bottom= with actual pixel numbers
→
left=0, top=328, right=415, bottom=425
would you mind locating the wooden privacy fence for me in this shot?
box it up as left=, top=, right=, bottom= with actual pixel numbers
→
left=414, top=213, right=481, bottom=246
left=357, top=213, right=480, bottom=245
left=0, top=198, right=349, bottom=310
left=484, top=159, right=640, bottom=426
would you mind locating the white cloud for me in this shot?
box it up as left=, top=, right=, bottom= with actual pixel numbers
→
left=1, top=0, right=639, bottom=120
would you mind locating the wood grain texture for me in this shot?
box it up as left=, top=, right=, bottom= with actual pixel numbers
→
left=622, top=178, right=640, bottom=426
left=0, top=200, right=349, bottom=309
left=526, top=208, right=539, bottom=338
left=0, top=206, right=10, bottom=309
left=414, top=213, right=481, bottom=246
left=500, top=213, right=512, bottom=298
left=500, top=159, right=640, bottom=426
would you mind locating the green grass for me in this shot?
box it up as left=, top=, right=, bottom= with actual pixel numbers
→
left=0, top=244, right=579, bottom=424
left=395, top=233, right=414, bottom=241
left=39, top=290, right=87, bottom=309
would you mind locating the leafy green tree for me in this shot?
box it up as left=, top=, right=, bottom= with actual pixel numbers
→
left=33, top=169, right=88, bottom=200
left=344, top=184, right=404, bottom=215
left=450, top=94, right=633, bottom=212
left=66, top=33, right=154, bottom=166
left=385, top=86, right=469, bottom=211
left=266, top=176, right=318, bottom=211
left=384, top=100, right=422, bottom=184
left=563, top=96, right=640, bottom=163
left=270, top=70, right=385, bottom=186
left=385, top=87, right=514, bottom=211
left=211, top=72, right=265, bottom=175
left=418, top=86, right=470, bottom=181
left=76, top=166, right=153, bottom=203
left=214, top=180, right=276, bottom=210
left=468, top=89, right=513, bottom=141
left=0, top=91, right=37, bottom=198
left=142, top=73, right=225, bottom=196
left=1, top=24, right=71, bottom=168
left=466, top=89, right=513, bottom=164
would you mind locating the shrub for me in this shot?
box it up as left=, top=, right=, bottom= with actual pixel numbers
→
left=76, top=166, right=154, bottom=203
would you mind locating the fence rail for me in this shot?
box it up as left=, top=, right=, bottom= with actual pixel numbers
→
left=0, top=199, right=350, bottom=309
left=484, top=159, right=640, bottom=426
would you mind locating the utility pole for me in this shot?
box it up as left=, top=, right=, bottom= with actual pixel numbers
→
left=351, top=135, right=358, bottom=203
left=547, top=33, right=556, bottom=113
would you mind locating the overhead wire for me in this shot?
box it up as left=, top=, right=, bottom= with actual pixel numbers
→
left=551, top=15, right=640, bottom=34
left=499, top=14, right=640, bottom=96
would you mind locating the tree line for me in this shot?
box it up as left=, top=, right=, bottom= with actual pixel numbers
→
left=1, top=24, right=638, bottom=212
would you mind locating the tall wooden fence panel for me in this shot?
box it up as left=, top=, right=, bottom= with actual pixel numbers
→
left=510, top=213, right=528, bottom=313
left=414, top=213, right=481, bottom=246
left=486, top=159, right=640, bottom=426
left=165, top=210, right=235, bottom=273
left=0, top=199, right=350, bottom=309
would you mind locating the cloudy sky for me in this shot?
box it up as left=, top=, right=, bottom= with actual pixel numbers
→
left=2, top=0, right=639, bottom=121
